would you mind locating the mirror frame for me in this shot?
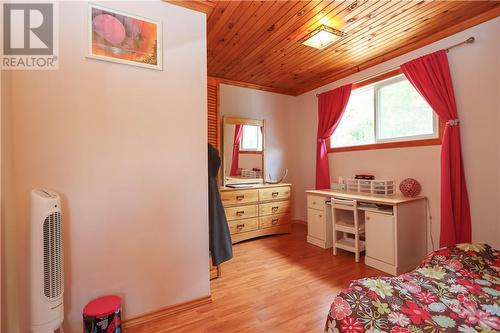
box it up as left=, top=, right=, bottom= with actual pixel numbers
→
left=221, top=116, right=265, bottom=186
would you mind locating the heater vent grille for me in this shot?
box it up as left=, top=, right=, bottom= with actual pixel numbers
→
left=43, top=211, right=63, bottom=299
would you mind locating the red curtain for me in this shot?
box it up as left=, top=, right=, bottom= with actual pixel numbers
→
left=401, top=50, right=471, bottom=247
left=229, top=124, right=244, bottom=176
left=316, top=84, right=352, bottom=189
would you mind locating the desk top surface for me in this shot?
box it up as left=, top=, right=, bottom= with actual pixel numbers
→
left=306, top=189, right=425, bottom=205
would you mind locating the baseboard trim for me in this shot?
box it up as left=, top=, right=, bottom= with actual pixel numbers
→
left=122, top=295, right=212, bottom=329
left=307, top=235, right=332, bottom=249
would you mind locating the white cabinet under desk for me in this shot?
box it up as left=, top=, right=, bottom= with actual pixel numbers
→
left=306, top=190, right=427, bottom=275
left=306, top=195, right=333, bottom=249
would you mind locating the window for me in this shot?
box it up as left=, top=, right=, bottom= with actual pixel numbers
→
left=240, top=125, right=263, bottom=152
left=330, top=71, right=441, bottom=152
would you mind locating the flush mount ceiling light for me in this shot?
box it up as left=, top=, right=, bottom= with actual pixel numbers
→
left=301, top=25, right=345, bottom=50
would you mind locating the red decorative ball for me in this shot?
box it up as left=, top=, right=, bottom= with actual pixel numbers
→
left=399, top=178, right=422, bottom=197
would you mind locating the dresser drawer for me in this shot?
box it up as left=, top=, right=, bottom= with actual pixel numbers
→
left=260, top=213, right=290, bottom=229
left=259, top=186, right=291, bottom=201
left=307, top=194, right=326, bottom=211
left=225, top=204, right=258, bottom=220
left=221, top=189, right=258, bottom=206
left=259, top=200, right=291, bottom=216
left=228, top=218, right=258, bottom=235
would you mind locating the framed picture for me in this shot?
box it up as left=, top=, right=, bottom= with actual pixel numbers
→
left=88, top=4, right=162, bottom=70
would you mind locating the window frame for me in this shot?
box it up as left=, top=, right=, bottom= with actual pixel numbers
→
left=328, top=69, right=443, bottom=153
left=239, top=124, right=263, bottom=153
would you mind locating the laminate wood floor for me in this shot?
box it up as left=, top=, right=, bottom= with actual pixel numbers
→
left=127, top=223, right=384, bottom=333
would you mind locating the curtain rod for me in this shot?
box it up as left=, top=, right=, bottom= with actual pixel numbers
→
left=316, top=36, right=475, bottom=97
left=446, top=36, right=475, bottom=52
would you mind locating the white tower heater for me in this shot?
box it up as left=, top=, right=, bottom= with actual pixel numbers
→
left=31, top=189, right=64, bottom=333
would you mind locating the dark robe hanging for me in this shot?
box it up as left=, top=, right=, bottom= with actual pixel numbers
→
left=208, top=143, right=233, bottom=265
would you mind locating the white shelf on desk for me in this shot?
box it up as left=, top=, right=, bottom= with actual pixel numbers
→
left=336, top=237, right=365, bottom=253
left=334, top=220, right=365, bottom=233
left=357, top=205, right=393, bottom=215
left=332, top=203, right=356, bottom=211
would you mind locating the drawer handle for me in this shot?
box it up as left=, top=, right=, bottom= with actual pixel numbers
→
left=236, top=211, right=245, bottom=216
left=236, top=195, right=245, bottom=201
left=313, top=201, right=316, bottom=205
left=272, top=206, right=279, bottom=212
left=366, top=216, right=370, bottom=221
left=271, top=218, right=279, bottom=225
left=236, top=224, right=245, bottom=230
left=319, top=215, right=322, bottom=218
left=272, top=192, right=279, bottom=197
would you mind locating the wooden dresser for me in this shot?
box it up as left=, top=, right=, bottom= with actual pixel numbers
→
left=220, top=184, right=292, bottom=243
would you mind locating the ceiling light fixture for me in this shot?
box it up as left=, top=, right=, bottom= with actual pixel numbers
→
left=301, top=25, right=345, bottom=50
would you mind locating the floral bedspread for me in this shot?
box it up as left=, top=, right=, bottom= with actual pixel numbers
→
left=325, top=244, right=500, bottom=333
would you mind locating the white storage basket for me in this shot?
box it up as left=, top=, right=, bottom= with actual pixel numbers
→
left=241, top=169, right=262, bottom=179
left=345, top=179, right=394, bottom=195
left=346, top=179, right=359, bottom=192
left=372, top=180, right=394, bottom=195
left=358, top=180, right=372, bottom=193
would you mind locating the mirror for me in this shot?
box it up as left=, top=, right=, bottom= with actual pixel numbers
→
left=222, top=117, right=265, bottom=186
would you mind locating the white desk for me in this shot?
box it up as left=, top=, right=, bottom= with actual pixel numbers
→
left=305, top=189, right=427, bottom=275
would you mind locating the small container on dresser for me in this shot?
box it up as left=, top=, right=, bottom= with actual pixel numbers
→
left=220, top=184, right=292, bottom=244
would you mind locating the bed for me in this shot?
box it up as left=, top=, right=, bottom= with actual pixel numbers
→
left=325, top=244, right=499, bottom=333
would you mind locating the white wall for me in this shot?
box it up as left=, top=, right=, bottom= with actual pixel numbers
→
left=0, top=60, right=5, bottom=333
left=1, top=70, right=16, bottom=333
left=288, top=18, right=500, bottom=250
left=220, top=84, right=293, bottom=182
left=2, top=2, right=208, bottom=332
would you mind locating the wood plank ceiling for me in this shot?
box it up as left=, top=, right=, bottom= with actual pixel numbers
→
left=205, top=1, right=499, bottom=96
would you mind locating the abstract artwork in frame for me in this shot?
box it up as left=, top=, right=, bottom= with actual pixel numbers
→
left=88, top=4, right=162, bottom=70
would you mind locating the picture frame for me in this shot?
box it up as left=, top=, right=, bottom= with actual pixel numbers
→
left=87, top=4, right=162, bottom=70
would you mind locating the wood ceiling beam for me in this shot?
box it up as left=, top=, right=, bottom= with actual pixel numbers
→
left=215, top=1, right=348, bottom=78
left=254, top=2, right=495, bottom=91
left=209, top=1, right=308, bottom=72
left=208, top=1, right=273, bottom=65
left=246, top=1, right=411, bottom=86
left=215, top=77, right=297, bottom=96
left=224, top=0, right=382, bottom=81
left=292, top=2, right=497, bottom=91
left=209, top=1, right=329, bottom=75
left=288, top=2, right=482, bottom=85
left=293, top=4, right=500, bottom=95
left=207, top=1, right=256, bottom=58
left=210, top=1, right=309, bottom=75
left=266, top=1, right=464, bottom=89
left=164, top=0, right=216, bottom=16
left=201, top=1, right=499, bottom=96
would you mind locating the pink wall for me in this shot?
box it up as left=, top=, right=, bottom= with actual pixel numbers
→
left=220, top=84, right=293, bottom=182
left=2, top=2, right=208, bottom=332
left=1, top=70, right=16, bottom=332
left=239, top=154, right=263, bottom=171
left=288, top=18, right=500, bottom=251
left=0, top=61, right=5, bottom=333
